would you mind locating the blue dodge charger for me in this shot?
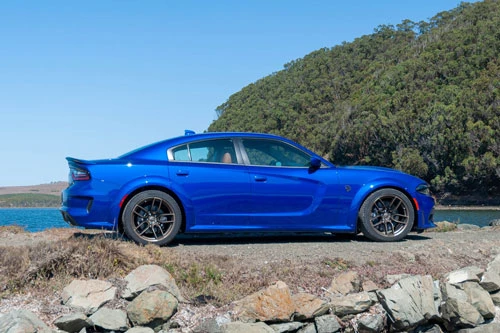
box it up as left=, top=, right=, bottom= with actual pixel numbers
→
left=61, top=131, right=435, bottom=245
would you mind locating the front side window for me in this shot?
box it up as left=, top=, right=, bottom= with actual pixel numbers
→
left=242, top=139, right=311, bottom=167
left=170, top=139, right=236, bottom=164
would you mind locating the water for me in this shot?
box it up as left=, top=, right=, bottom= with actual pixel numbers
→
left=433, top=209, right=500, bottom=227
left=0, top=208, right=69, bottom=232
left=1, top=208, right=499, bottom=232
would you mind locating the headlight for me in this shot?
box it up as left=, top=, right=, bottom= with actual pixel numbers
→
left=416, top=184, right=431, bottom=196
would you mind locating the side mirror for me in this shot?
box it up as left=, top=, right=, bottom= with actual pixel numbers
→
left=309, top=157, right=321, bottom=170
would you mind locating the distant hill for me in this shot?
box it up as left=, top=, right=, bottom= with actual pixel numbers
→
left=0, top=182, right=67, bottom=207
left=209, top=0, right=500, bottom=198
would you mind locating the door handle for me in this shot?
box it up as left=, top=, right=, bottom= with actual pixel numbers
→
left=176, top=170, right=189, bottom=176
left=254, top=175, right=267, bottom=182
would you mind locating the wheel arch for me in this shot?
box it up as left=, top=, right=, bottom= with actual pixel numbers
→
left=353, top=185, right=418, bottom=233
left=118, top=185, right=186, bottom=234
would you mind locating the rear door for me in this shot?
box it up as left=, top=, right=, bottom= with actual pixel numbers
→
left=168, top=138, right=252, bottom=231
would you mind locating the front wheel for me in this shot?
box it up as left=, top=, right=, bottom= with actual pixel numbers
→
left=359, top=188, right=414, bottom=242
left=122, top=190, right=182, bottom=246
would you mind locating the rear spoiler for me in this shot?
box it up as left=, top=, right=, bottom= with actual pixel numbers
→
left=66, top=157, right=96, bottom=166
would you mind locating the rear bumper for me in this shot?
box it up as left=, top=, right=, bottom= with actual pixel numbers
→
left=60, top=186, right=117, bottom=230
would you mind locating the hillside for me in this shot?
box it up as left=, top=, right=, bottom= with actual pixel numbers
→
left=209, top=0, right=500, bottom=198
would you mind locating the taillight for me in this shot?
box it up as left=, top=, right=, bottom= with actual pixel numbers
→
left=70, top=167, right=90, bottom=181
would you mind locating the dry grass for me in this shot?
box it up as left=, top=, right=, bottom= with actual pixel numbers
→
left=1, top=227, right=497, bottom=309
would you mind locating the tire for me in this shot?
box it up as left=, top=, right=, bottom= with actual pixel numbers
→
left=122, top=190, right=182, bottom=246
left=359, top=188, right=414, bottom=242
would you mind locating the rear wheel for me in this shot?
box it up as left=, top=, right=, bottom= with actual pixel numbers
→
left=122, top=190, right=182, bottom=246
left=359, top=188, right=414, bottom=242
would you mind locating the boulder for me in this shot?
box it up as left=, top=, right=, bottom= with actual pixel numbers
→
left=377, top=275, right=437, bottom=331
left=292, top=292, right=329, bottom=320
left=61, top=279, right=116, bottom=315
left=192, top=315, right=231, bottom=333
left=456, top=322, right=500, bottom=332
left=440, top=283, right=485, bottom=331
left=88, top=307, right=128, bottom=331
left=480, top=255, right=500, bottom=292
left=125, top=327, right=155, bottom=333
left=445, top=266, right=483, bottom=284
left=53, top=313, right=90, bottom=332
left=331, top=292, right=373, bottom=316
left=328, top=271, right=361, bottom=295
left=122, top=264, right=183, bottom=301
left=314, top=314, right=342, bottom=333
left=126, top=289, right=178, bottom=328
left=356, top=313, right=384, bottom=333
left=0, top=310, right=52, bottom=333
left=297, top=323, right=317, bottom=333
left=221, top=321, right=274, bottom=333
left=233, top=281, right=295, bottom=323
left=490, top=290, right=500, bottom=305
left=456, top=224, right=480, bottom=230
left=386, top=273, right=412, bottom=285
left=462, top=282, right=496, bottom=319
left=362, top=280, right=379, bottom=292
left=269, top=322, right=305, bottom=332
left=488, top=219, right=500, bottom=226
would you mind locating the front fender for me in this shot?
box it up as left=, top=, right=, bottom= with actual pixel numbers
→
left=346, top=179, right=413, bottom=231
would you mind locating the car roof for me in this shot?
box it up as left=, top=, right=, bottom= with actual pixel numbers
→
left=119, top=132, right=299, bottom=159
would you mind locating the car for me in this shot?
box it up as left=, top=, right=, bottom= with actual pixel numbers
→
left=61, top=131, right=435, bottom=245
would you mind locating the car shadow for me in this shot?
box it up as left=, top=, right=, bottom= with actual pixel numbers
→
left=70, top=230, right=432, bottom=246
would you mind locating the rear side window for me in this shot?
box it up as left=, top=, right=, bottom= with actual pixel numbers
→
left=170, top=139, right=237, bottom=164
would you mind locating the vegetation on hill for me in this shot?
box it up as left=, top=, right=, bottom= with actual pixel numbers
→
left=209, top=0, right=500, bottom=198
left=0, top=193, right=60, bottom=208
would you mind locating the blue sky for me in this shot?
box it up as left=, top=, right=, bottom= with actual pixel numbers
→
left=0, top=0, right=477, bottom=186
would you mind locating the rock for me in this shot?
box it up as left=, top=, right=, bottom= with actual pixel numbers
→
left=386, top=273, right=412, bottom=285
left=297, top=323, right=317, bottom=333
left=456, top=322, right=500, bottom=332
left=491, top=290, right=500, bottom=305
left=331, top=292, right=373, bottom=316
left=362, top=280, right=379, bottom=292
left=434, top=221, right=457, bottom=231
left=233, top=281, right=294, bottom=323
left=488, top=219, right=500, bottom=226
left=0, top=310, right=53, bottom=333
left=122, top=264, right=183, bottom=301
left=61, top=279, right=117, bottom=315
left=192, top=315, right=231, bottom=333
left=53, top=313, right=90, bottom=332
left=328, top=271, right=360, bottom=295
left=377, top=275, right=437, bottom=331
left=480, top=255, right=500, bottom=292
left=356, top=313, right=384, bottom=333
left=126, top=289, right=178, bottom=328
left=221, top=321, right=275, bottom=333
left=456, top=224, right=480, bottom=230
left=440, top=298, right=484, bottom=330
left=88, top=307, right=128, bottom=331
left=445, top=266, right=484, bottom=284
left=126, top=327, right=155, bottom=333
left=269, top=322, right=305, bottom=332
left=314, top=314, right=342, bottom=333
left=462, top=282, right=496, bottom=319
left=292, top=292, right=329, bottom=320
